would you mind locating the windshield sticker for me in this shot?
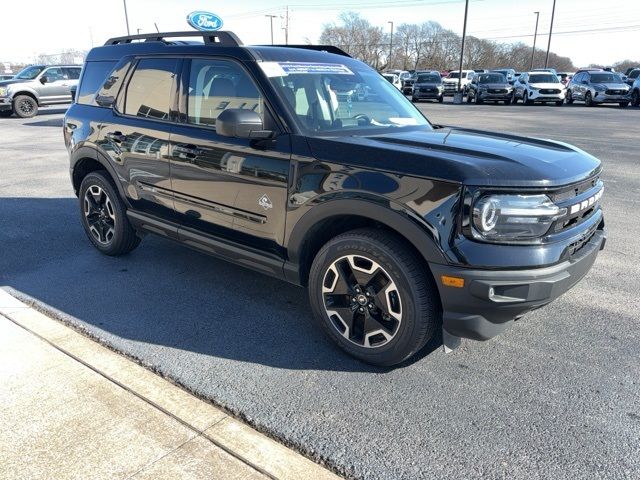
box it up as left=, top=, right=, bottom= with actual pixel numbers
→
left=259, top=61, right=354, bottom=77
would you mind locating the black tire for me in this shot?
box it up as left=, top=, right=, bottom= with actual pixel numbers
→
left=466, top=92, right=472, bottom=103
left=511, top=92, right=518, bottom=104
left=13, top=95, right=38, bottom=118
left=585, top=91, right=594, bottom=107
left=619, top=101, right=629, bottom=108
left=79, top=171, right=141, bottom=256
left=308, top=228, right=440, bottom=367
left=632, top=90, right=640, bottom=107
left=475, top=94, right=483, bottom=105
left=566, top=89, right=574, bottom=104
left=438, top=95, right=444, bottom=103
left=0, top=110, right=12, bottom=117
left=504, top=98, right=511, bottom=105
left=555, top=100, right=564, bottom=106
left=411, top=96, right=418, bottom=103
left=523, top=91, right=532, bottom=105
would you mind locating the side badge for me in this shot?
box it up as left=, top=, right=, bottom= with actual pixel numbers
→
left=258, top=194, right=273, bottom=211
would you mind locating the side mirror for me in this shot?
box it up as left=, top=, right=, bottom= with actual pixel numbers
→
left=581, top=80, right=588, bottom=85
left=40, top=76, right=48, bottom=84
left=216, top=109, right=273, bottom=139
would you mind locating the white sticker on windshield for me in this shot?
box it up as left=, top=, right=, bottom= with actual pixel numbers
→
left=259, top=61, right=288, bottom=78
left=259, top=61, right=354, bottom=77
left=388, top=118, right=419, bottom=125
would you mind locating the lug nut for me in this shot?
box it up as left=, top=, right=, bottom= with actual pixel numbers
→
left=359, top=307, right=364, bottom=312
left=368, top=303, right=374, bottom=308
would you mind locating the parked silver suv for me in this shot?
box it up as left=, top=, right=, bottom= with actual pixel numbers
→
left=0, top=64, right=81, bottom=118
left=566, top=71, right=631, bottom=107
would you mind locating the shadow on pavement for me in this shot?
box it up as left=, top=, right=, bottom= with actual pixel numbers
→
left=0, top=197, right=441, bottom=373
left=23, top=118, right=64, bottom=127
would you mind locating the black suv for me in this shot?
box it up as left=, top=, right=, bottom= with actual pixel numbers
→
left=64, top=31, right=606, bottom=366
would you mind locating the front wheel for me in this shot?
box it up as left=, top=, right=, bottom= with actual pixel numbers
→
left=13, top=95, right=38, bottom=118
left=585, top=92, right=594, bottom=107
left=308, top=229, right=440, bottom=367
left=438, top=95, right=444, bottom=103
left=632, top=90, right=639, bottom=107
left=79, top=171, right=141, bottom=256
left=555, top=100, right=564, bottom=106
left=619, top=101, right=629, bottom=108
left=566, top=90, right=574, bottom=104
left=523, top=91, right=533, bottom=105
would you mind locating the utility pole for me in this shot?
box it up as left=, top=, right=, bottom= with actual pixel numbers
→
left=284, top=6, right=289, bottom=45
left=266, top=15, right=278, bottom=44
left=530, top=11, right=539, bottom=70
left=388, top=21, right=394, bottom=69
left=454, top=0, right=470, bottom=103
left=122, top=0, right=130, bottom=35
left=545, top=0, right=557, bottom=69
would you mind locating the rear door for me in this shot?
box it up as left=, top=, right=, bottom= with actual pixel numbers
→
left=99, top=57, right=181, bottom=220
left=62, top=67, right=82, bottom=101
left=169, top=57, right=290, bottom=255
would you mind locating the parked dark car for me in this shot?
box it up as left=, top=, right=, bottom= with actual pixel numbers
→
left=64, top=31, right=606, bottom=366
left=466, top=72, right=513, bottom=104
left=566, top=71, right=631, bottom=107
left=625, top=68, right=640, bottom=86
left=410, top=71, right=444, bottom=102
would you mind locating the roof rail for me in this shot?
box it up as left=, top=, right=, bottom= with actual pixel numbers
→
left=263, top=44, right=351, bottom=58
left=104, top=31, right=243, bottom=47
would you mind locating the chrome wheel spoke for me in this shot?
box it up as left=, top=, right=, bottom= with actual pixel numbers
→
left=83, top=185, right=116, bottom=246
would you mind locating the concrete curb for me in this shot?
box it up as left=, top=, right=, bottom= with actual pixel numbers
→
left=0, top=287, right=341, bottom=480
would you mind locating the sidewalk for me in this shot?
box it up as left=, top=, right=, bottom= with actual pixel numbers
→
left=0, top=289, right=340, bottom=480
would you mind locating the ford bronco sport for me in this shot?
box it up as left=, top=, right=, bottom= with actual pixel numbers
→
left=64, top=31, right=606, bottom=366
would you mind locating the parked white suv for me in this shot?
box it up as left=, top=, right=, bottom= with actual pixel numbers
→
left=443, top=70, right=474, bottom=96
left=513, top=72, right=565, bottom=106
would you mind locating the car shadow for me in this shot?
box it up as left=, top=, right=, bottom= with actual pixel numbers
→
left=1, top=197, right=442, bottom=373
left=23, top=118, right=63, bottom=127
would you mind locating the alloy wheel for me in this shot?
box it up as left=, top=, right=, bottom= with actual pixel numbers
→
left=322, top=254, right=402, bottom=348
left=83, top=185, right=116, bottom=245
left=18, top=98, right=35, bottom=115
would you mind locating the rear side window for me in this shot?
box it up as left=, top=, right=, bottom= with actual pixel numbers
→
left=63, top=67, right=81, bottom=80
left=186, top=58, right=263, bottom=127
left=124, top=58, right=178, bottom=120
left=77, top=61, right=117, bottom=105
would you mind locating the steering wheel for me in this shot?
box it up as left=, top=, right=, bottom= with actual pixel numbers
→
left=353, top=113, right=371, bottom=125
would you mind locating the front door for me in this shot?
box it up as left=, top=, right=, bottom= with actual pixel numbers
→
left=37, top=67, right=69, bottom=103
left=169, top=58, right=290, bottom=256
left=98, top=57, right=181, bottom=221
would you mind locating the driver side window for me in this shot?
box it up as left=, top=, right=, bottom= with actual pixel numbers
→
left=43, top=67, right=64, bottom=82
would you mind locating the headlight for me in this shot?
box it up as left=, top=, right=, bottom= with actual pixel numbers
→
left=437, top=85, right=444, bottom=90
left=529, top=86, right=540, bottom=91
left=472, top=194, right=566, bottom=241
left=0, top=87, right=6, bottom=96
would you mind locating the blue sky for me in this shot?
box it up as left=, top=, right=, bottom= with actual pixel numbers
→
left=2, top=0, right=638, bottom=67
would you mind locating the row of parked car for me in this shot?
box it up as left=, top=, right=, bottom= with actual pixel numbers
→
left=382, top=67, right=640, bottom=108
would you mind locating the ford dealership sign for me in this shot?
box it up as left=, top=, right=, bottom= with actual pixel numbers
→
left=187, top=11, right=223, bottom=31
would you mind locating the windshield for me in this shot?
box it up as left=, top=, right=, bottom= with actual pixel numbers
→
left=478, top=73, right=505, bottom=84
left=447, top=72, right=461, bottom=79
left=262, top=61, right=429, bottom=135
left=382, top=74, right=397, bottom=83
left=417, top=74, right=440, bottom=83
left=14, top=66, right=45, bottom=80
left=529, top=74, right=559, bottom=83
left=590, top=73, right=622, bottom=84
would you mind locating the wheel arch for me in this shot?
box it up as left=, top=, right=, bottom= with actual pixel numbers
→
left=12, top=90, right=39, bottom=104
left=286, top=199, right=447, bottom=286
left=70, top=146, right=128, bottom=202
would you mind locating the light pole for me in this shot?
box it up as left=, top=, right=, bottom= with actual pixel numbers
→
left=454, top=0, right=470, bottom=103
left=122, top=0, right=130, bottom=35
left=266, top=15, right=278, bottom=44
left=545, top=0, right=557, bottom=69
left=388, top=21, right=394, bottom=69
left=530, top=11, right=540, bottom=70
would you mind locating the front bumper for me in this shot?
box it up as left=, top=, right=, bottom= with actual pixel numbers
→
left=413, top=89, right=443, bottom=99
left=478, top=90, right=513, bottom=101
left=429, top=228, right=606, bottom=341
left=529, top=90, right=565, bottom=102
left=592, top=92, right=631, bottom=103
left=0, top=97, right=11, bottom=111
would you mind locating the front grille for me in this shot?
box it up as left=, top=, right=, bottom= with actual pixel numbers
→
left=540, top=89, right=561, bottom=94
left=488, top=89, right=507, bottom=94
left=551, top=176, right=600, bottom=202
left=421, top=88, right=436, bottom=93
left=444, top=83, right=458, bottom=91
left=550, top=176, right=603, bottom=234
left=605, top=89, right=626, bottom=95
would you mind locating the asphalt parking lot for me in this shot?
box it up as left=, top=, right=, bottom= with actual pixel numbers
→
left=1, top=103, right=638, bottom=479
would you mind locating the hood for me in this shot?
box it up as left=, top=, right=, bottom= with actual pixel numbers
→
left=306, top=127, right=601, bottom=187
left=0, top=78, right=29, bottom=87
left=529, top=82, right=563, bottom=89
left=443, top=78, right=465, bottom=83
left=415, top=82, right=442, bottom=87
left=594, top=83, right=629, bottom=90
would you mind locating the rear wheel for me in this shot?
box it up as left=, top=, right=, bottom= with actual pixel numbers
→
left=79, top=171, right=141, bottom=256
left=632, top=90, right=640, bottom=107
left=308, top=229, right=440, bottom=367
left=523, top=91, right=533, bottom=105
left=13, top=95, right=38, bottom=118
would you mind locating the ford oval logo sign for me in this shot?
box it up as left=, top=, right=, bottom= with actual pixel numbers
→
left=187, top=11, right=223, bottom=31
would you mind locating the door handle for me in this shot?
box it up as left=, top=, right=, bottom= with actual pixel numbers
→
left=106, top=131, right=126, bottom=143
left=173, top=144, right=202, bottom=159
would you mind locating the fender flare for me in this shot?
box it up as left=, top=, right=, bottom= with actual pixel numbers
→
left=70, top=145, right=128, bottom=202
left=10, top=87, right=40, bottom=103
left=286, top=197, right=448, bottom=282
